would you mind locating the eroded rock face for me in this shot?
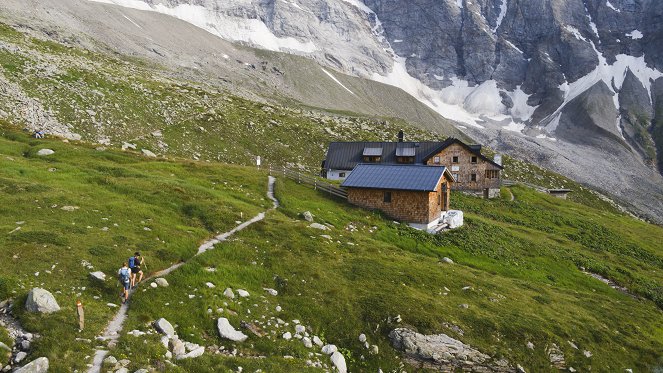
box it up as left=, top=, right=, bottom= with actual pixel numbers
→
left=389, top=328, right=515, bottom=372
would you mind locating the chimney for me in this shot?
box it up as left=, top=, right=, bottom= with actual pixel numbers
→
left=397, top=130, right=404, bottom=142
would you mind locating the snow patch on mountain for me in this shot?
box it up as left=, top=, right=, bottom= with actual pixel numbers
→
left=606, top=1, right=620, bottom=12
left=491, top=0, right=508, bottom=33
left=626, top=30, right=643, bottom=40
left=88, top=0, right=317, bottom=53
left=565, top=25, right=587, bottom=42
left=546, top=41, right=663, bottom=135
left=322, top=68, right=356, bottom=96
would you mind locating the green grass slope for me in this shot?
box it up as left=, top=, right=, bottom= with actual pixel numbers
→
left=113, top=176, right=663, bottom=371
left=0, top=125, right=271, bottom=371
left=1, top=123, right=662, bottom=371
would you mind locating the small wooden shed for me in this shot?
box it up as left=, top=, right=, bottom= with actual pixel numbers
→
left=341, top=164, right=455, bottom=229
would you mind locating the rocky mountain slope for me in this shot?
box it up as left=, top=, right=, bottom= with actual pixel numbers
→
left=1, top=0, right=662, bottom=221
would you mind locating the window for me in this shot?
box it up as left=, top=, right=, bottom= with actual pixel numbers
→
left=452, top=173, right=459, bottom=182
left=438, top=190, right=442, bottom=206
left=471, top=156, right=478, bottom=163
left=433, top=156, right=440, bottom=164
left=485, top=170, right=499, bottom=179
left=452, top=156, right=459, bottom=163
left=396, top=156, right=415, bottom=164
left=383, top=191, right=392, bottom=203
left=470, top=173, right=477, bottom=182
left=339, top=172, right=346, bottom=178
left=363, top=156, right=381, bottom=163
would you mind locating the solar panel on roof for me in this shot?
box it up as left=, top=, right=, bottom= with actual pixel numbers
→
left=395, top=147, right=416, bottom=157
left=363, top=147, right=383, bottom=156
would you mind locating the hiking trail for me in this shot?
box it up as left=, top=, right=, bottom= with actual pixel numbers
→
left=88, top=176, right=278, bottom=373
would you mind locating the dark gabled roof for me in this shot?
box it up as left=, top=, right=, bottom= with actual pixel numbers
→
left=422, top=138, right=504, bottom=169
left=341, top=164, right=452, bottom=192
left=325, top=139, right=454, bottom=170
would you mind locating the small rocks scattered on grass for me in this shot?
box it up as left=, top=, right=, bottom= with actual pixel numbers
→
left=155, top=278, right=169, bottom=287
left=141, top=149, right=157, bottom=157
left=152, top=318, right=207, bottom=361
left=60, top=205, right=79, bottom=212
left=205, top=282, right=215, bottom=288
left=237, top=289, right=249, bottom=297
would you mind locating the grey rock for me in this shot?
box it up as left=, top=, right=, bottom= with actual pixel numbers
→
left=13, top=357, right=49, bottom=373
left=25, top=288, right=60, bottom=313
left=115, top=368, right=129, bottom=373
left=370, top=344, right=379, bottom=355
left=103, top=356, right=117, bottom=365
left=170, top=339, right=186, bottom=357
left=309, top=223, right=328, bottom=231
left=0, top=342, right=10, bottom=351
left=358, top=333, right=366, bottom=343
left=89, top=271, right=106, bottom=281
left=236, top=289, right=249, bottom=298
left=19, top=339, right=30, bottom=351
left=389, top=328, right=512, bottom=371
left=263, top=288, right=278, bottom=296
left=223, top=288, right=235, bottom=299
left=330, top=351, right=347, bottom=373
left=301, top=211, right=314, bottom=222
left=176, top=346, right=204, bottom=360
left=134, top=370, right=149, bottom=373
left=321, top=344, right=337, bottom=355
left=312, top=336, right=323, bottom=347
left=217, top=318, right=248, bottom=342
left=14, top=351, right=27, bottom=363
left=141, top=149, right=157, bottom=157
left=35, top=149, right=54, bottom=156
left=154, top=318, right=176, bottom=337
left=155, top=278, right=169, bottom=287
left=302, top=337, right=313, bottom=348
left=282, top=332, right=292, bottom=340
left=441, top=257, right=454, bottom=264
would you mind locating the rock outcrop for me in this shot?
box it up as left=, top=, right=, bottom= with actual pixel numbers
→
left=389, top=328, right=514, bottom=372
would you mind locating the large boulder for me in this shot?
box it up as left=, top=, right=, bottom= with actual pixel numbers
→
left=154, top=318, right=176, bottom=337
left=13, top=357, right=49, bottom=373
left=25, top=288, right=60, bottom=314
left=217, top=318, right=248, bottom=342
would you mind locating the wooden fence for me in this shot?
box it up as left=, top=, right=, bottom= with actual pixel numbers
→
left=502, top=179, right=549, bottom=193
left=271, top=166, right=348, bottom=199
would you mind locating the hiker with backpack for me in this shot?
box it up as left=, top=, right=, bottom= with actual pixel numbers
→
left=129, top=252, right=145, bottom=289
left=118, top=262, right=130, bottom=304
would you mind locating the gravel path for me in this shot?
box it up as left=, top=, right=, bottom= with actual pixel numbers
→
left=88, top=176, right=278, bottom=373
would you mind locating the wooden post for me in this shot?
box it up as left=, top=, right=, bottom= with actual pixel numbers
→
left=76, top=300, right=84, bottom=331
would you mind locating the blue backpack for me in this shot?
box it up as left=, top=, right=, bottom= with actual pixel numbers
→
left=119, top=267, right=130, bottom=283
left=128, top=256, right=136, bottom=268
